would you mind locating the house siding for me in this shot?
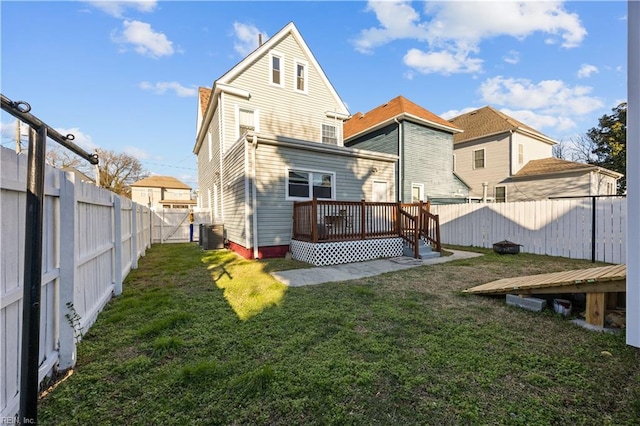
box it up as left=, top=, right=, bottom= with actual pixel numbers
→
left=345, top=124, right=399, bottom=156
left=196, top=107, right=222, bottom=219
left=402, top=122, right=466, bottom=201
left=222, top=141, right=248, bottom=247
left=225, top=34, right=346, bottom=146
left=454, top=133, right=511, bottom=198
left=254, top=142, right=396, bottom=247
left=507, top=172, right=592, bottom=201
left=510, top=132, right=554, bottom=175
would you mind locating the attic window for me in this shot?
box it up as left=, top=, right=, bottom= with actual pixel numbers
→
left=294, top=60, right=308, bottom=93
left=270, top=52, right=284, bottom=87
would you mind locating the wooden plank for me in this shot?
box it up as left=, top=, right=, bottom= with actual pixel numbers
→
left=586, top=292, right=606, bottom=327
left=464, top=265, right=627, bottom=295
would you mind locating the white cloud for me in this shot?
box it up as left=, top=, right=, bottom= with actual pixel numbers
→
left=501, top=108, right=576, bottom=132
left=503, top=50, right=520, bottom=65
left=232, top=22, right=267, bottom=57
left=84, top=1, right=157, bottom=18
left=84, top=1, right=156, bottom=19
left=139, top=81, right=197, bottom=97
left=479, top=76, right=603, bottom=116
left=54, top=127, right=100, bottom=152
left=111, top=20, right=174, bottom=58
left=577, top=64, right=599, bottom=79
left=352, top=1, right=429, bottom=54
left=124, top=146, right=151, bottom=160
left=354, top=1, right=586, bottom=75
left=403, top=48, right=482, bottom=75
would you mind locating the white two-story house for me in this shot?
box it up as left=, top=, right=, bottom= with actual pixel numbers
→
left=194, top=22, right=397, bottom=259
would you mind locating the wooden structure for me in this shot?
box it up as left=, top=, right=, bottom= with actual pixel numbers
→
left=292, top=199, right=441, bottom=257
left=464, top=264, right=627, bottom=327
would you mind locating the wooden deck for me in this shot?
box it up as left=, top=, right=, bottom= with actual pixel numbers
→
left=464, top=264, right=627, bottom=328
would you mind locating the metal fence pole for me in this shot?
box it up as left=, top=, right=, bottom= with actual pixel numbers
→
left=19, top=126, right=47, bottom=424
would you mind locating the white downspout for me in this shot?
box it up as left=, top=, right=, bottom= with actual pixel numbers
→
left=395, top=118, right=403, bottom=202
left=251, top=134, right=259, bottom=259
left=219, top=93, right=225, bottom=221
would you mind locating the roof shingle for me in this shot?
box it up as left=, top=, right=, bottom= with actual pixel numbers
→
left=514, top=158, right=619, bottom=178
left=130, top=175, right=192, bottom=190
left=344, top=96, right=460, bottom=140
left=449, top=106, right=555, bottom=144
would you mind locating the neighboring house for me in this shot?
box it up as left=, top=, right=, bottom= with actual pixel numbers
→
left=194, top=22, right=397, bottom=259
left=450, top=106, right=622, bottom=201
left=344, top=95, right=469, bottom=204
left=509, top=157, right=621, bottom=200
left=61, top=166, right=95, bottom=184
left=130, top=175, right=195, bottom=209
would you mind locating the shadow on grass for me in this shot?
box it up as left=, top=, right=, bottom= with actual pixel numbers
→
left=201, top=249, right=288, bottom=321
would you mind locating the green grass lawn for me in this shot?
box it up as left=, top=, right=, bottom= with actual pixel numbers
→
left=39, top=244, right=640, bottom=425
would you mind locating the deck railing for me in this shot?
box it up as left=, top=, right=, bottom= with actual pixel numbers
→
left=292, top=199, right=441, bottom=255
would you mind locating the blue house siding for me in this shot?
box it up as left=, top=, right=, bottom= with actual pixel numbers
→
left=402, top=121, right=466, bottom=201
left=345, top=124, right=398, bottom=156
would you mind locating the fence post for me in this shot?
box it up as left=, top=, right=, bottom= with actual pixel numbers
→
left=113, top=195, right=123, bottom=296
left=58, top=172, right=77, bottom=370
left=131, top=202, right=138, bottom=270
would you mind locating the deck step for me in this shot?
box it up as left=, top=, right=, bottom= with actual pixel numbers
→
left=403, top=241, right=440, bottom=259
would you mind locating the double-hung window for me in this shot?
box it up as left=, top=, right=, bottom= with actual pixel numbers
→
left=294, top=60, right=308, bottom=93
left=270, top=52, right=284, bottom=87
left=473, top=149, right=485, bottom=169
left=322, top=124, right=337, bottom=145
left=495, top=186, right=506, bottom=203
left=286, top=169, right=335, bottom=200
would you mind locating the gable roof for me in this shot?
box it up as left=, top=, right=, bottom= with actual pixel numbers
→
left=449, top=106, right=557, bottom=145
left=130, top=175, right=192, bottom=190
left=513, top=157, right=623, bottom=179
left=195, top=22, right=349, bottom=153
left=344, top=95, right=461, bottom=141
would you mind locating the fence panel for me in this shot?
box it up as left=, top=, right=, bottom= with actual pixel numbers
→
left=0, top=146, right=151, bottom=419
left=432, top=197, right=626, bottom=263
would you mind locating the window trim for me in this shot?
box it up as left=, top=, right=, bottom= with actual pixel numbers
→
left=269, top=51, right=285, bottom=88
left=293, top=59, right=308, bottom=94
left=473, top=148, right=486, bottom=169
left=495, top=186, right=506, bottom=203
left=285, top=168, right=336, bottom=201
left=321, top=123, right=338, bottom=145
left=452, top=153, right=456, bottom=172
left=411, top=183, right=425, bottom=202
left=235, top=105, right=260, bottom=141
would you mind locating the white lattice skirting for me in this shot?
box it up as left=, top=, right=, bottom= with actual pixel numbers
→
left=291, top=238, right=403, bottom=266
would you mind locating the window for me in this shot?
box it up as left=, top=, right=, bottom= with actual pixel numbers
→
left=270, top=52, right=284, bottom=87
left=286, top=169, right=335, bottom=200
left=322, top=124, right=337, bottom=145
left=473, top=149, right=485, bottom=169
left=495, top=186, right=506, bottom=203
left=294, top=60, right=307, bottom=93
left=518, top=144, right=524, bottom=164
left=237, top=108, right=255, bottom=138
left=411, top=183, right=424, bottom=202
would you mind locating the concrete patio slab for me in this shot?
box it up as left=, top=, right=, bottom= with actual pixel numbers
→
left=271, top=249, right=483, bottom=287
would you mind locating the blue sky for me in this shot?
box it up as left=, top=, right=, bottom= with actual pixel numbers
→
left=0, top=1, right=628, bottom=189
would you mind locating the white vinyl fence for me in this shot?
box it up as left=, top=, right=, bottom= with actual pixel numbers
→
left=151, top=208, right=209, bottom=244
left=0, top=147, right=151, bottom=419
left=431, top=197, right=626, bottom=264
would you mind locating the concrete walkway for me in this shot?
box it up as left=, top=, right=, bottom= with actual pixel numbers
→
left=271, top=249, right=484, bottom=287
